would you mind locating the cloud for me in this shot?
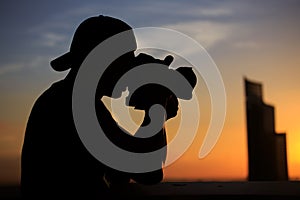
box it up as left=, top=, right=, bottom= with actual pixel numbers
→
left=40, top=32, right=68, bottom=47
left=233, top=41, right=260, bottom=49
left=0, top=63, right=23, bottom=76
left=131, top=0, right=234, bottom=17
left=195, top=7, right=233, bottom=17
left=27, top=21, right=72, bottom=52
left=164, top=21, right=236, bottom=49
left=0, top=56, right=51, bottom=76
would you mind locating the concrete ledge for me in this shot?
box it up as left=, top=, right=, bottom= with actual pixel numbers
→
left=1, top=181, right=300, bottom=199
left=113, top=181, right=300, bottom=199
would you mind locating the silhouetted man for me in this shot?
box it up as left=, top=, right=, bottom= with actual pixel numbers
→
left=21, top=15, right=174, bottom=198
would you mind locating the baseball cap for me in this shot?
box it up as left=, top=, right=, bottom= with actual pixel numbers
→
left=50, top=15, right=135, bottom=71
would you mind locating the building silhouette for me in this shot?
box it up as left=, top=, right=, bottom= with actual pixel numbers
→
left=245, top=78, right=288, bottom=181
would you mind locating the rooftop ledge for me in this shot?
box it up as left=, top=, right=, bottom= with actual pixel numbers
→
left=1, top=181, right=300, bottom=200
left=114, top=181, right=300, bottom=199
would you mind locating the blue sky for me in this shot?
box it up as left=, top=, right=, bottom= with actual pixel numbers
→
left=1, top=0, right=299, bottom=98
left=1, top=0, right=300, bottom=184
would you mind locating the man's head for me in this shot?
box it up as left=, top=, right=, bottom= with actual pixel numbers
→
left=50, top=15, right=136, bottom=72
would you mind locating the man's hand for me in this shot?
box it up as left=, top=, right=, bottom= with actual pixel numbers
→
left=135, top=53, right=174, bottom=67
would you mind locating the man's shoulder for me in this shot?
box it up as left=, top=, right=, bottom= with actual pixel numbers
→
left=34, top=80, right=70, bottom=105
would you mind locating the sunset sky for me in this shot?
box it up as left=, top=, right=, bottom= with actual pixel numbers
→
left=0, top=0, right=300, bottom=185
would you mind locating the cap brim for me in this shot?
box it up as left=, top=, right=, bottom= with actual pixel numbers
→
left=50, top=52, right=73, bottom=72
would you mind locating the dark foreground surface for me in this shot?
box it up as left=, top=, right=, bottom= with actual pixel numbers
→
left=1, top=181, right=300, bottom=199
